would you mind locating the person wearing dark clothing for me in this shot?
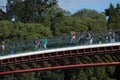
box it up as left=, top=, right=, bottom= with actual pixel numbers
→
left=106, top=30, right=115, bottom=43
left=69, top=31, right=76, bottom=45
left=34, top=37, right=41, bottom=50
left=78, top=31, right=85, bottom=45
left=85, top=32, right=93, bottom=45
left=10, top=46, right=14, bottom=54
left=9, top=43, right=15, bottom=54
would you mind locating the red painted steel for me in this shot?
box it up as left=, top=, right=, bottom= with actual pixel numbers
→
left=0, top=62, right=120, bottom=75
left=0, top=45, right=120, bottom=75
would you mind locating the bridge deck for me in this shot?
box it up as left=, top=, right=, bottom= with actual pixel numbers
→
left=0, top=42, right=120, bottom=60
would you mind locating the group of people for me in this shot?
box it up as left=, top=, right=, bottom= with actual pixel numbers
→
left=0, top=37, right=48, bottom=55
left=69, top=30, right=93, bottom=45
left=0, top=29, right=118, bottom=55
left=105, top=29, right=115, bottom=43
left=34, top=37, right=48, bottom=50
left=69, top=29, right=116, bottom=45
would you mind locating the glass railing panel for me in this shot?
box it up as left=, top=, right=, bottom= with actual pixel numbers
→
left=0, top=30, right=120, bottom=57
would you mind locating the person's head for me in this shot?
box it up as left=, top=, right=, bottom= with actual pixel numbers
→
left=81, top=30, right=85, bottom=33
left=36, top=37, right=38, bottom=39
left=73, top=31, right=75, bottom=34
left=108, top=28, right=111, bottom=31
left=44, top=34, right=47, bottom=37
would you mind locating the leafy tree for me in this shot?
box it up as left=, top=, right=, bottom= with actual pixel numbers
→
left=0, top=20, right=11, bottom=41
left=53, top=16, right=88, bottom=35
left=45, top=5, right=67, bottom=35
left=105, top=3, right=116, bottom=17
left=0, top=9, right=6, bottom=20
left=105, top=3, right=120, bottom=29
left=112, top=66, right=120, bottom=80
left=73, top=9, right=107, bottom=31
left=0, top=20, right=52, bottom=42
left=78, top=69, right=87, bottom=80
left=6, top=0, right=57, bottom=23
left=73, top=9, right=100, bottom=19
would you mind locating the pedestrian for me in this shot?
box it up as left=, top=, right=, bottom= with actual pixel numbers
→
left=34, top=37, right=41, bottom=50
left=78, top=31, right=85, bottom=45
left=111, top=31, right=115, bottom=43
left=1, top=41, right=5, bottom=51
left=99, top=35, right=102, bottom=44
left=10, top=43, right=15, bottom=54
left=43, top=37, right=48, bottom=49
left=107, top=29, right=114, bottom=43
left=85, top=32, right=92, bottom=45
left=1, top=41, right=5, bottom=55
left=70, top=31, right=76, bottom=45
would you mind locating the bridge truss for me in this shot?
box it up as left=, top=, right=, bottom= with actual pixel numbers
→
left=0, top=43, right=120, bottom=75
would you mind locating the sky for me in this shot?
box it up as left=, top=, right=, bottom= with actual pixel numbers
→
left=0, top=0, right=7, bottom=12
left=58, top=0, right=120, bottom=13
left=0, top=0, right=120, bottom=13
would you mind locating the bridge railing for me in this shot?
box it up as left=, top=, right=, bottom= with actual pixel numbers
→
left=0, top=30, right=120, bottom=56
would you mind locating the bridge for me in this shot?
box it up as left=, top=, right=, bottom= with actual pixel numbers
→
left=0, top=30, right=120, bottom=75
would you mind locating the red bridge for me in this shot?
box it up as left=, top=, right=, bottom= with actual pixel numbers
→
left=0, top=42, right=120, bottom=75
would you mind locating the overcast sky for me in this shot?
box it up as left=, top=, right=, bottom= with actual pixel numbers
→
left=0, top=0, right=120, bottom=13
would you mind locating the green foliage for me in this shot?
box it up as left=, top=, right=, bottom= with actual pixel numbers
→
left=6, top=0, right=57, bottom=23
left=73, top=9, right=100, bottom=19
left=0, top=9, right=6, bottom=20
left=0, top=20, right=52, bottom=42
left=107, top=15, right=120, bottom=29
left=105, top=3, right=120, bottom=29
left=0, top=20, right=11, bottom=41
left=105, top=3, right=116, bottom=17
left=84, top=18, right=107, bottom=31
left=78, top=69, right=87, bottom=80
left=0, top=1, right=120, bottom=80
left=94, top=67, right=106, bottom=80
left=24, top=23, right=52, bottom=39
left=53, top=17, right=88, bottom=35
left=73, top=9, right=107, bottom=31
left=11, top=73, right=35, bottom=80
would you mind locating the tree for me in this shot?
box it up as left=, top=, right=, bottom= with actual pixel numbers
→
left=73, top=9, right=107, bottom=31
left=43, top=5, right=67, bottom=35
left=105, top=3, right=120, bottom=29
left=6, top=0, right=57, bottom=23
left=0, top=20, right=52, bottom=42
left=73, top=9, right=100, bottom=19
left=105, top=3, right=116, bottom=17
left=0, top=9, right=6, bottom=20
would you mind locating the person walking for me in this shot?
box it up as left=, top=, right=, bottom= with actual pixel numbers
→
left=1, top=41, right=5, bottom=55
left=99, top=35, right=102, bottom=44
left=1, top=41, right=5, bottom=51
left=10, top=43, right=15, bottom=55
left=78, top=31, right=85, bottom=45
left=43, top=37, right=48, bottom=49
left=106, top=29, right=115, bottom=43
left=85, top=32, right=92, bottom=45
left=34, top=37, right=41, bottom=50
left=69, top=31, right=76, bottom=45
